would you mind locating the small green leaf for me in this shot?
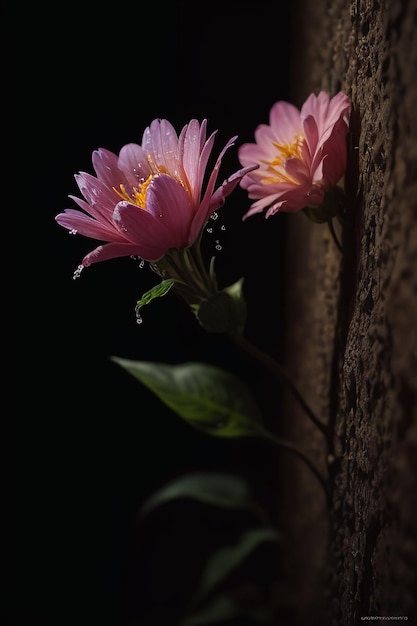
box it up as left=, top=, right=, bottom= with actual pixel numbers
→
left=111, top=359, right=266, bottom=438
left=139, top=472, right=254, bottom=519
left=179, top=594, right=243, bottom=625
left=185, top=527, right=280, bottom=613
left=180, top=591, right=272, bottom=625
left=135, top=278, right=176, bottom=310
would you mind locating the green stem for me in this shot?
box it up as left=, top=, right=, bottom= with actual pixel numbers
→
left=161, top=248, right=210, bottom=303
left=228, top=331, right=330, bottom=440
left=178, top=248, right=210, bottom=299
left=188, top=240, right=218, bottom=296
left=263, top=432, right=330, bottom=505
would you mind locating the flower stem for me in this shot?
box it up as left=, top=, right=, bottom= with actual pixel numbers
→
left=263, top=432, right=330, bottom=505
left=327, top=218, right=343, bottom=252
left=228, top=331, right=330, bottom=440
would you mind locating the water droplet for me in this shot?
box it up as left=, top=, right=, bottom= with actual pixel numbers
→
left=133, top=257, right=146, bottom=269
left=220, top=224, right=226, bottom=231
left=135, top=304, right=143, bottom=325
left=211, top=211, right=219, bottom=221
left=215, top=240, right=222, bottom=251
left=206, top=227, right=213, bottom=234
left=150, top=263, right=165, bottom=278
left=72, top=264, right=84, bottom=280
left=69, top=229, right=77, bottom=235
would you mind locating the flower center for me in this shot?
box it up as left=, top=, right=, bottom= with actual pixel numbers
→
left=113, top=155, right=188, bottom=209
left=114, top=174, right=153, bottom=209
left=262, top=135, right=304, bottom=184
left=113, top=154, right=171, bottom=209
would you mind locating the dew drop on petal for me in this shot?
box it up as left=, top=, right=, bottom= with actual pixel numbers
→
left=215, top=240, right=222, bottom=251
left=211, top=211, right=219, bottom=221
left=69, top=229, right=77, bottom=235
left=206, top=227, right=213, bottom=234
left=220, top=224, right=226, bottom=231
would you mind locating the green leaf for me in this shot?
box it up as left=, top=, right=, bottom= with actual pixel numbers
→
left=180, top=592, right=272, bottom=626
left=184, top=527, right=280, bottom=614
left=139, top=472, right=254, bottom=519
left=179, top=594, right=240, bottom=626
left=111, top=359, right=266, bottom=438
left=135, top=278, right=176, bottom=310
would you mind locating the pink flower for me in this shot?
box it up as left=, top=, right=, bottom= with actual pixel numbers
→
left=238, top=91, right=351, bottom=218
left=56, top=118, right=256, bottom=267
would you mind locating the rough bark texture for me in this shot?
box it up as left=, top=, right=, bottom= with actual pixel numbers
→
left=282, top=1, right=417, bottom=624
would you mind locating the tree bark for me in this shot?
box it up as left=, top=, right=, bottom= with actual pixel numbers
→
left=282, top=1, right=417, bottom=624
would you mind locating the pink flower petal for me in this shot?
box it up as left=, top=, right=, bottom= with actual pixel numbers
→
left=182, top=119, right=205, bottom=193
left=82, top=242, right=153, bottom=267
left=145, top=174, right=193, bottom=248
left=269, top=101, right=302, bottom=144
left=285, top=157, right=311, bottom=184
left=113, top=202, right=172, bottom=261
left=118, top=143, right=151, bottom=188
left=92, top=148, right=120, bottom=187
left=55, top=209, right=125, bottom=241
left=319, top=117, right=349, bottom=185
left=303, top=115, right=319, bottom=161
left=190, top=164, right=258, bottom=242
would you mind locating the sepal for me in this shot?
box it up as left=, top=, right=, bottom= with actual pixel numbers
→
left=302, top=185, right=346, bottom=223
left=194, top=278, right=247, bottom=334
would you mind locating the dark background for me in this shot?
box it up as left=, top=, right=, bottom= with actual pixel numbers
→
left=11, top=2, right=296, bottom=624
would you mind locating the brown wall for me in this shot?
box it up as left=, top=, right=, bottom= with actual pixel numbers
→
left=282, top=1, right=417, bottom=624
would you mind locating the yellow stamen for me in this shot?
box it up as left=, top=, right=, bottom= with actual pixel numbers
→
left=113, top=174, right=153, bottom=209
left=273, top=136, right=303, bottom=161
left=147, top=155, right=169, bottom=176
left=261, top=135, right=304, bottom=184
left=113, top=154, right=190, bottom=209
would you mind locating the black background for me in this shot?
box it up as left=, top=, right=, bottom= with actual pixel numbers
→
left=11, top=2, right=296, bottom=624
